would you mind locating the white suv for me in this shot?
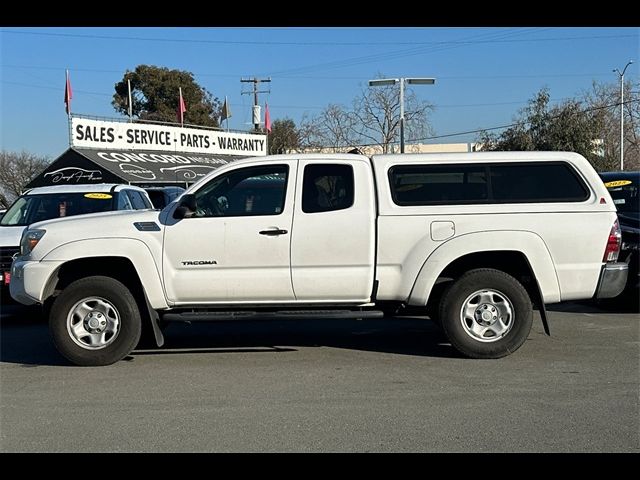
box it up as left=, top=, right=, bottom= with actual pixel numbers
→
left=0, top=184, right=152, bottom=299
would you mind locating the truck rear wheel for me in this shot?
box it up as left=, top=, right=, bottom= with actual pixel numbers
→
left=438, top=269, right=532, bottom=359
left=49, top=276, right=141, bottom=366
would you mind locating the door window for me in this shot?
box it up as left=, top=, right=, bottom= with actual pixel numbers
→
left=194, top=165, right=288, bottom=217
left=117, top=191, right=134, bottom=210
left=302, top=164, right=355, bottom=213
left=126, top=190, right=152, bottom=209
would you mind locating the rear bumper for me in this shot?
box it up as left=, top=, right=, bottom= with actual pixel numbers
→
left=595, top=262, right=629, bottom=299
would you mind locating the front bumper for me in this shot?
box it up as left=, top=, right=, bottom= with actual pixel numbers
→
left=10, top=259, right=63, bottom=306
left=595, top=262, right=629, bottom=299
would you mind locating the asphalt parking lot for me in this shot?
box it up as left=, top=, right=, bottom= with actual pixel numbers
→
left=0, top=301, right=638, bottom=452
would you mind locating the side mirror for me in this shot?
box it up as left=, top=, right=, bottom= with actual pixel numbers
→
left=173, top=193, right=197, bottom=219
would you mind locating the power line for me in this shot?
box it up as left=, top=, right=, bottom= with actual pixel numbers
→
left=0, top=29, right=555, bottom=85
left=0, top=80, right=111, bottom=96
left=2, top=64, right=123, bottom=74
left=0, top=28, right=634, bottom=46
left=264, top=28, right=547, bottom=77
left=411, top=99, right=640, bottom=143
left=0, top=79, right=579, bottom=110
left=3, top=63, right=626, bottom=82
left=315, top=99, right=640, bottom=150
left=418, top=99, right=640, bottom=141
left=436, top=97, right=574, bottom=108
left=1, top=78, right=619, bottom=112
left=261, top=27, right=635, bottom=78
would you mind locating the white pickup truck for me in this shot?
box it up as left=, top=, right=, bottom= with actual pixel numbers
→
left=10, top=152, right=628, bottom=366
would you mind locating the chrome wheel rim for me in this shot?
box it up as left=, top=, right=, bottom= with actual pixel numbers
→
left=66, top=297, right=120, bottom=350
left=460, top=289, right=514, bottom=343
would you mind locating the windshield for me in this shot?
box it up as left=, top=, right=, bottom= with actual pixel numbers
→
left=0, top=192, right=115, bottom=226
left=606, top=182, right=638, bottom=214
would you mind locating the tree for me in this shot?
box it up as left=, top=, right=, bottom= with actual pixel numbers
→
left=351, top=82, right=434, bottom=154
left=0, top=151, right=50, bottom=208
left=268, top=118, right=300, bottom=154
left=581, top=80, right=640, bottom=171
left=112, top=65, right=222, bottom=127
left=299, top=77, right=434, bottom=153
left=478, top=88, right=606, bottom=169
left=298, top=105, right=359, bottom=152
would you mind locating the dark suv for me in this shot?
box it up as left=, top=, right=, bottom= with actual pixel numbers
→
left=144, top=186, right=185, bottom=209
left=599, top=171, right=639, bottom=302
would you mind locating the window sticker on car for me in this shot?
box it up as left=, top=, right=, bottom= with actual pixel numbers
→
left=613, top=199, right=626, bottom=205
left=84, top=193, right=113, bottom=199
left=604, top=180, right=632, bottom=188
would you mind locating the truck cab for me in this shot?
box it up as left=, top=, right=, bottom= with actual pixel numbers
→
left=162, top=156, right=376, bottom=304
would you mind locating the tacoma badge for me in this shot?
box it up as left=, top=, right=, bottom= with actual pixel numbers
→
left=181, top=260, right=218, bottom=266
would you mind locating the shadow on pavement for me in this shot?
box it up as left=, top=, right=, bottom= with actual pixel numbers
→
left=546, top=298, right=639, bottom=314
left=1, top=314, right=457, bottom=366
left=0, top=321, right=68, bottom=367
left=134, top=317, right=456, bottom=360
left=0, top=303, right=47, bottom=323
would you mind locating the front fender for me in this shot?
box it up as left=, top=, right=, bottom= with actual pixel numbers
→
left=42, top=238, right=168, bottom=309
left=408, top=230, right=561, bottom=306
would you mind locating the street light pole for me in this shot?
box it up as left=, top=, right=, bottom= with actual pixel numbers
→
left=368, top=77, right=435, bottom=154
left=399, top=78, right=405, bottom=153
left=613, top=60, right=633, bottom=171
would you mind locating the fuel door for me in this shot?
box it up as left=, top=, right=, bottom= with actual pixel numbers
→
left=431, top=221, right=455, bottom=241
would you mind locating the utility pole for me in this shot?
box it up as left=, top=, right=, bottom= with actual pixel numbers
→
left=241, top=77, right=271, bottom=131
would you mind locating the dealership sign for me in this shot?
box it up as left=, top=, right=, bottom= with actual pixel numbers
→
left=71, top=118, right=266, bottom=156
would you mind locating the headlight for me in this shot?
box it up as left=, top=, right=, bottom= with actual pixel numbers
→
left=20, top=229, right=46, bottom=256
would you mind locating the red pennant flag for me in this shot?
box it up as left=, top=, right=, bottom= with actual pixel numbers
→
left=64, top=70, right=73, bottom=114
left=177, top=87, right=187, bottom=125
left=265, top=102, right=271, bottom=133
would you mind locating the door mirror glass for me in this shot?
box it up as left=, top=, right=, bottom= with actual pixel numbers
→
left=173, top=193, right=197, bottom=219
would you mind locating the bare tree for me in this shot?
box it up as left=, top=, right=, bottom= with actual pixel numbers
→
left=297, top=113, right=321, bottom=152
left=298, top=105, right=359, bottom=152
left=582, top=80, right=640, bottom=171
left=0, top=151, right=51, bottom=208
left=299, top=78, right=434, bottom=153
left=351, top=83, right=434, bottom=153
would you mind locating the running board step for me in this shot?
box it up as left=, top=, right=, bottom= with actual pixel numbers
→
left=162, top=310, right=384, bottom=322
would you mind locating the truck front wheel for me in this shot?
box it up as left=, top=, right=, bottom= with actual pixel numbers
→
left=438, top=269, right=533, bottom=359
left=50, top=276, right=142, bottom=366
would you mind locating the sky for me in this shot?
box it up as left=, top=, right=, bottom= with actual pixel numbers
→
left=0, top=27, right=638, bottom=157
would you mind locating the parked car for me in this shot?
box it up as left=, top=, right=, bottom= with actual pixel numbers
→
left=144, top=186, right=185, bottom=209
left=0, top=184, right=153, bottom=302
left=10, top=152, right=627, bottom=366
left=599, top=171, right=639, bottom=302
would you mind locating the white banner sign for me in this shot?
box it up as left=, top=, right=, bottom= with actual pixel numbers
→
left=71, top=118, right=266, bottom=156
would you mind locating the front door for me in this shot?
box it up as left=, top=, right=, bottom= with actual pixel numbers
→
left=163, top=161, right=297, bottom=304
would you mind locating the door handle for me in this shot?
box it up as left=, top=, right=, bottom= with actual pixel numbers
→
left=259, top=228, right=288, bottom=236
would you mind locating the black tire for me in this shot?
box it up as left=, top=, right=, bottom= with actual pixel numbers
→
left=49, top=276, right=141, bottom=366
left=438, top=268, right=532, bottom=359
